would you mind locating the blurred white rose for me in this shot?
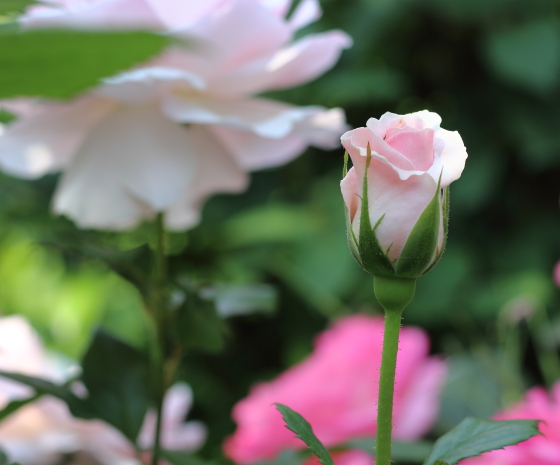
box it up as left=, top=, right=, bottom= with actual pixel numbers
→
left=0, top=0, right=351, bottom=230
left=0, top=316, right=205, bottom=464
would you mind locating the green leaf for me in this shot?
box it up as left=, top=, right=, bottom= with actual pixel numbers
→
left=0, top=371, right=94, bottom=418
left=433, top=462, right=449, bottom=465
left=0, top=0, right=35, bottom=15
left=423, top=417, right=540, bottom=465
left=202, top=284, right=278, bottom=318
left=0, top=392, right=41, bottom=421
left=172, top=291, right=227, bottom=353
left=0, top=30, right=169, bottom=99
left=396, top=178, right=442, bottom=277
left=275, top=403, right=334, bottom=465
left=357, top=145, right=395, bottom=276
left=484, top=19, right=560, bottom=93
left=81, top=330, right=150, bottom=442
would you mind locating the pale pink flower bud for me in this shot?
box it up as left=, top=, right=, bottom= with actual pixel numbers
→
left=341, top=111, right=467, bottom=278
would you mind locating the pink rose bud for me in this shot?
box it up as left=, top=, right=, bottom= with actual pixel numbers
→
left=341, top=111, right=467, bottom=278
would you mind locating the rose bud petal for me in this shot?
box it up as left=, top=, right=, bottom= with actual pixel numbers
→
left=340, top=111, right=467, bottom=278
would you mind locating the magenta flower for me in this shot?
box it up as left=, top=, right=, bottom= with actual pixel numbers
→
left=223, top=314, right=446, bottom=464
left=462, top=382, right=560, bottom=465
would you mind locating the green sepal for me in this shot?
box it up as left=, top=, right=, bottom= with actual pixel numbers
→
left=423, top=186, right=450, bottom=275
left=357, top=146, right=395, bottom=277
left=342, top=151, right=362, bottom=265
left=396, top=174, right=442, bottom=278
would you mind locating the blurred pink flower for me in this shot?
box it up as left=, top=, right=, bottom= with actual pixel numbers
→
left=554, top=260, right=560, bottom=288
left=462, top=381, right=560, bottom=465
left=223, top=314, right=446, bottom=464
left=0, top=315, right=81, bottom=464
left=0, top=316, right=205, bottom=465
left=75, top=382, right=206, bottom=465
left=0, top=0, right=350, bottom=230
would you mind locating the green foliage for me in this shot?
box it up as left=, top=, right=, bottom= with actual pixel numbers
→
left=0, top=0, right=34, bottom=15
left=80, top=330, right=150, bottom=442
left=0, top=331, right=151, bottom=443
left=484, top=20, right=560, bottom=93
left=348, top=438, right=433, bottom=462
left=0, top=30, right=169, bottom=99
left=0, top=371, right=94, bottom=418
left=423, top=417, right=540, bottom=465
left=0, top=393, right=41, bottom=421
left=172, top=290, right=228, bottom=353
left=275, top=404, right=334, bottom=465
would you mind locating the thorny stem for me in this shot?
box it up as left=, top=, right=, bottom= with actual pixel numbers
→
left=373, top=276, right=415, bottom=465
left=151, top=213, right=167, bottom=465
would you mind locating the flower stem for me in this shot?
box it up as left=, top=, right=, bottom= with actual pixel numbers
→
left=373, top=276, right=416, bottom=465
left=151, top=213, right=167, bottom=465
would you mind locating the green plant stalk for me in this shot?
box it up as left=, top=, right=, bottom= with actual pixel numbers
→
left=373, top=276, right=416, bottom=465
left=151, top=213, right=167, bottom=465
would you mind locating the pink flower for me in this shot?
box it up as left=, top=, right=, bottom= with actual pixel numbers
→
left=461, top=381, right=560, bottom=465
left=340, top=111, right=467, bottom=277
left=75, top=382, right=206, bottom=465
left=0, top=0, right=350, bottom=231
left=0, top=316, right=82, bottom=464
left=0, top=316, right=205, bottom=465
left=223, top=314, right=446, bottom=464
left=554, top=261, right=560, bottom=288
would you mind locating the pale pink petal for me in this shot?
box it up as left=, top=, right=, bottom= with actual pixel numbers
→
left=0, top=316, right=52, bottom=405
left=137, top=383, right=206, bottom=452
left=185, top=0, right=291, bottom=77
left=554, top=261, right=560, bottom=287
left=165, top=125, right=248, bottom=230
left=341, top=126, right=415, bottom=174
left=385, top=128, right=435, bottom=171
left=208, top=107, right=347, bottom=171
left=340, top=167, right=359, bottom=222
left=219, top=31, right=352, bottom=94
left=53, top=106, right=199, bottom=230
left=0, top=97, right=114, bottom=179
left=367, top=160, right=437, bottom=260
left=288, top=0, right=321, bottom=30
left=95, top=67, right=206, bottom=105
left=21, top=0, right=166, bottom=30
left=162, top=95, right=310, bottom=138
left=145, top=0, right=226, bottom=30
left=433, top=128, right=468, bottom=188
left=257, top=0, right=292, bottom=17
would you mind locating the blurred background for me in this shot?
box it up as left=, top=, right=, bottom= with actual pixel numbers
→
left=1, top=0, right=560, bottom=460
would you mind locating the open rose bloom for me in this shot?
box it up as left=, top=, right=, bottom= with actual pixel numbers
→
left=341, top=111, right=467, bottom=278
left=224, top=315, right=446, bottom=464
left=462, top=381, right=560, bottom=465
left=0, top=0, right=350, bottom=230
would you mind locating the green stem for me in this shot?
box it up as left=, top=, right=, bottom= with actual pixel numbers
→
left=151, top=213, right=167, bottom=465
left=373, top=276, right=416, bottom=465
